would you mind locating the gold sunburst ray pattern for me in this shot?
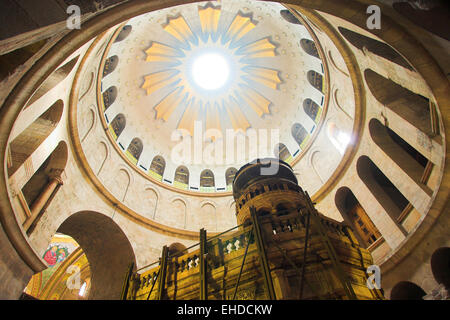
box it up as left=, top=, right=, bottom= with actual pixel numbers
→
left=142, top=2, right=282, bottom=135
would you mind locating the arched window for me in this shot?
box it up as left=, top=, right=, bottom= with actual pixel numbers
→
left=280, top=9, right=302, bottom=24
left=274, top=143, right=292, bottom=162
left=8, top=100, right=64, bottom=177
left=327, top=122, right=350, bottom=155
left=109, top=113, right=126, bottom=139
left=114, top=25, right=132, bottom=42
left=364, top=69, right=433, bottom=136
left=300, top=39, right=320, bottom=59
left=174, top=166, right=189, bottom=188
left=357, top=156, right=410, bottom=221
left=200, top=169, right=215, bottom=188
left=307, top=70, right=323, bottom=93
left=102, top=86, right=117, bottom=110
left=126, top=138, right=143, bottom=163
left=25, top=56, right=79, bottom=108
left=338, top=27, right=413, bottom=70
left=225, top=168, right=237, bottom=187
left=291, top=123, right=308, bottom=147
left=303, top=98, right=321, bottom=123
left=103, top=56, right=119, bottom=77
left=335, top=187, right=381, bottom=248
left=149, top=156, right=165, bottom=179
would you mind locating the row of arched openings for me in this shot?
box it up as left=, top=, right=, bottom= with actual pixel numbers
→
left=7, top=55, right=79, bottom=234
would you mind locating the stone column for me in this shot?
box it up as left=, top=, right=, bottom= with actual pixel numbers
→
left=23, top=174, right=63, bottom=232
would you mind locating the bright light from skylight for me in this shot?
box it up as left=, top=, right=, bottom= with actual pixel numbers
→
left=192, top=53, right=230, bottom=90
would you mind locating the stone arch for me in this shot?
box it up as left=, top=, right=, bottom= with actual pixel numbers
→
left=430, top=247, right=450, bottom=289
left=327, top=50, right=349, bottom=77
left=303, top=98, right=321, bottom=123
left=200, top=169, right=215, bottom=188
left=25, top=56, right=79, bottom=109
left=110, top=113, right=126, bottom=139
left=22, top=141, right=68, bottom=234
left=364, top=69, right=433, bottom=136
left=109, top=168, right=131, bottom=202
left=300, top=39, right=320, bottom=58
left=171, top=198, right=187, bottom=229
left=168, top=242, right=187, bottom=257
left=81, top=107, right=96, bottom=143
left=95, top=141, right=109, bottom=176
left=9, top=99, right=64, bottom=177
left=126, top=138, right=143, bottom=162
left=280, top=9, right=302, bottom=24
left=143, top=187, right=158, bottom=220
left=310, top=150, right=325, bottom=183
left=307, top=70, right=324, bottom=93
left=78, top=71, right=95, bottom=101
left=357, top=156, right=409, bottom=222
left=390, top=281, right=426, bottom=300
left=369, top=118, right=428, bottom=184
left=338, top=27, right=413, bottom=70
left=335, top=187, right=381, bottom=248
left=114, top=25, right=132, bottom=42
left=57, top=211, right=136, bottom=299
left=332, top=88, right=352, bottom=119
left=200, top=202, right=217, bottom=232
left=103, top=55, right=119, bottom=77
left=102, top=86, right=117, bottom=110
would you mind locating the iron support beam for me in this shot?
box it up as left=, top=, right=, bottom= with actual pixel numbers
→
left=199, top=228, right=208, bottom=300
left=120, top=262, right=134, bottom=300
left=250, top=206, right=276, bottom=300
left=157, top=245, right=169, bottom=300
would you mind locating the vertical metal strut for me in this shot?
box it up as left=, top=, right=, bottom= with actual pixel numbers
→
left=250, top=206, right=276, bottom=300
left=157, top=245, right=169, bottom=300
left=199, top=228, right=208, bottom=300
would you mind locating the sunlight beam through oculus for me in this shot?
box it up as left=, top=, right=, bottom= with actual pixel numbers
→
left=191, top=53, right=230, bottom=90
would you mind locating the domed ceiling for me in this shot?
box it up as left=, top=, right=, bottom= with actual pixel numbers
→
left=97, top=0, right=328, bottom=194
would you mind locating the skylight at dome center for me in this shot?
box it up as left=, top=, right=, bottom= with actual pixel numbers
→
left=192, top=53, right=230, bottom=90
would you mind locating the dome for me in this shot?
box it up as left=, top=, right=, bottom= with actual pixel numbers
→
left=0, top=0, right=448, bottom=301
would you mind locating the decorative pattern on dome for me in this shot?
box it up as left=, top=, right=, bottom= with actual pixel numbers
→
left=141, top=2, right=282, bottom=136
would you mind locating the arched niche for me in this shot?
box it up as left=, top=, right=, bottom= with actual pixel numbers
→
left=57, top=211, right=136, bottom=299
left=300, top=39, right=320, bottom=59
left=109, top=113, right=126, bottom=139
left=338, top=27, right=413, bottom=70
left=307, top=70, right=324, bottom=93
left=114, top=25, right=132, bottom=42
left=126, top=138, right=143, bottom=163
left=200, top=169, right=215, bottom=188
left=200, top=202, right=216, bottom=231
left=364, top=69, right=433, bottom=136
left=144, top=188, right=158, bottom=219
left=9, top=100, right=64, bottom=177
left=25, top=56, right=79, bottom=109
left=335, top=187, right=382, bottom=248
left=102, top=86, right=117, bottom=110
left=103, top=55, right=119, bottom=77
left=171, top=199, right=187, bottom=229
left=430, top=247, right=450, bottom=290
